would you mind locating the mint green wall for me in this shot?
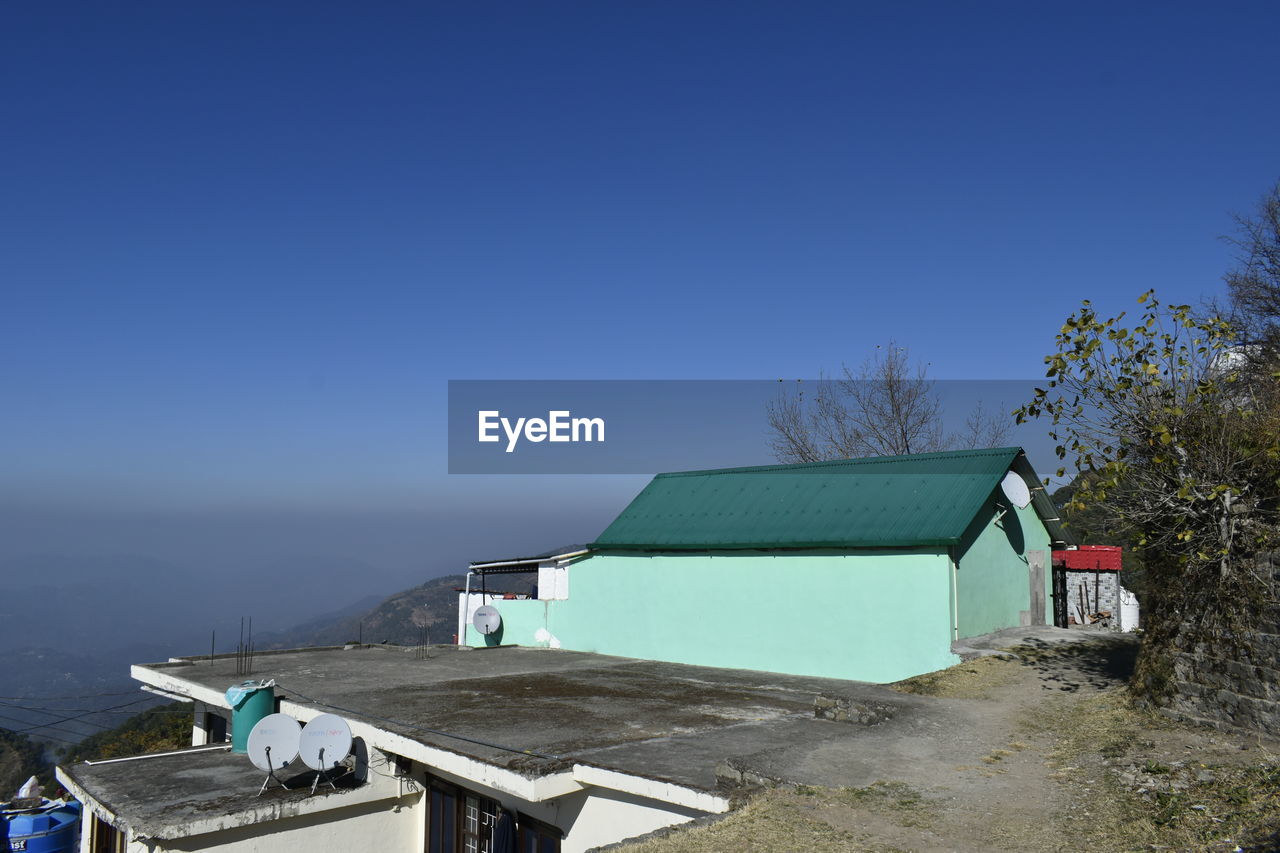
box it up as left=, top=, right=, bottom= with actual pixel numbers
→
left=466, top=549, right=960, bottom=684
left=954, top=494, right=1053, bottom=638
left=477, top=597, right=548, bottom=647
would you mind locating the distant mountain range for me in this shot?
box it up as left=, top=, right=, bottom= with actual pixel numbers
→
left=259, top=572, right=534, bottom=648
left=0, top=646, right=174, bottom=743
left=0, top=554, right=481, bottom=745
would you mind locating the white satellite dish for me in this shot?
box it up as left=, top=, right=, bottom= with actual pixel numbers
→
left=300, top=714, right=352, bottom=769
left=1000, top=470, right=1032, bottom=509
left=247, top=713, right=302, bottom=794
left=473, top=605, right=502, bottom=635
left=300, top=714, right=353, bottom=793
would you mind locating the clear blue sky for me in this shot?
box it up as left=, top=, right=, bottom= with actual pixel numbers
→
left=2, top=3, right=1278, bottom=607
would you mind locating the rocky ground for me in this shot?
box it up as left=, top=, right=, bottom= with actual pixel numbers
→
left=613, top=630, right=1280, bottom=853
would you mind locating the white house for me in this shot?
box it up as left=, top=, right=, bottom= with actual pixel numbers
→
left=58, top=643, right=907, bottom=853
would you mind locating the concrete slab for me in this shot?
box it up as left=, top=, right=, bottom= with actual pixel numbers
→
left=75, top=633, right=1144, bottom=839
left=133, top=645, right=914, bottom=792
left=58, top=745, right=403, bottom=840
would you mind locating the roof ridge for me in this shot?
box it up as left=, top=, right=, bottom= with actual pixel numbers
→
left=653, top=447, right=1023, bottom=479
left=592, top=446, right=1070, bottom=550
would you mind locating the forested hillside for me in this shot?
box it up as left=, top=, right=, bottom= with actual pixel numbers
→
left=0, top=730, right=52, bottom=799
left=63, top=703, right=191, bottom=764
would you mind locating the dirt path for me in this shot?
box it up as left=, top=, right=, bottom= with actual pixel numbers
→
left=807, top=632, right=1141, bottom=852
left=620, top=630, right=1279, bottom=853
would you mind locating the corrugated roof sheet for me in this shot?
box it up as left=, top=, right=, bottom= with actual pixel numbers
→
left=470, top=544, right=590, bottom=568
left=592, top=447, right=1066, bottom=550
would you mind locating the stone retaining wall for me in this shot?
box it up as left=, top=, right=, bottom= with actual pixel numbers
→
left=1165, top=553, right=1280, bottom=738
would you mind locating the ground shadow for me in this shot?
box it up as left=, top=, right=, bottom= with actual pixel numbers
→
left=1009, top=634, right=1139, bottom=692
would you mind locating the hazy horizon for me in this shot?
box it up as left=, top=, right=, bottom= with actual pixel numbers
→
left=2, top=2, right=1276, bottom=735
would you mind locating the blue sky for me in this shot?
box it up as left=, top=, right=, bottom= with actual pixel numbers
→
left=2, top=2, right=1278, bottom=609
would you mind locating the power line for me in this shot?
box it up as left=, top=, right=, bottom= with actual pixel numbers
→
left=0, top=723, right=85, bottom=748
left=6, top=698, right=156, bottom=735
left=0, top=710, right=119, bottom=738
left=0, top=698, right=182, bottom=747
left=0, top=710, right=120, bottom=732
left=0, top=690, right=140, bottom=701
left=0, top=698, right=163, bottom=714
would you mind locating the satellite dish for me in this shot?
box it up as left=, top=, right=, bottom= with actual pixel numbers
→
left=300, top=714, right=352, bottom=771
left=1000, top=471, right=1032, bottom=509
left=300, top=714, right=353, bottom=793
left=247, top=713, right=301, bottom=794
left=247, top=713, right=302, bottom=772
left=473, top=605, right=502, bottom=635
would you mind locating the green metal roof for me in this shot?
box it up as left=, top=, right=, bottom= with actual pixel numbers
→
left=592, top=447, right=1067, bottom=550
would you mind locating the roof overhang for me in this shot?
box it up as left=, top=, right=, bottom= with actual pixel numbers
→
left=127, top=655, right=729, bottom=817
left=469, top=546, right=591, bottom=571
left=1009, top=450, right=1072, bottom=548
left=57, top=749, right=410, bottom=843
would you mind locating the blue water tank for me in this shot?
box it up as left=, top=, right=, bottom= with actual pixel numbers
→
left=0, top=799, right=81, bottom=853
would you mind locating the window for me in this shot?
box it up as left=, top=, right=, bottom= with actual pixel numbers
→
left=427, top=778, right=558, bottom=853
left=427, top=781, right=458, bottom=853
left=518, top=813, right=563, bottom=853
left=429, top=780, right=498, bottom=853
left=462, top=793, right=497, bottom=853
left=89, top=814, right=126, bottom=853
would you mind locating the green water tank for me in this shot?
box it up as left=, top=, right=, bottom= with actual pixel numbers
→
left=227, top=683, right=276, bottom=754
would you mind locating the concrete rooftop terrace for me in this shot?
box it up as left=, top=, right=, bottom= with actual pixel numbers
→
left=59, top=745, right=396, bottom=840
left=132, top=644, right=935, bottom=799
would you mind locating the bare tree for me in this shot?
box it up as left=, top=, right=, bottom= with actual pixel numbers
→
left=767, top=343, right=1010, bottom=463
left=1223, top=179, right=1280, bottom=371
left=959, top=399, right=1012, bottom=451
left=765, top=387, right=826, bottom=464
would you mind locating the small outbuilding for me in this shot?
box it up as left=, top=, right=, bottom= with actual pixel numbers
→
left=463, top=447, right=1070, bottom=683
left=1052, top=545, right=1125, bottom=628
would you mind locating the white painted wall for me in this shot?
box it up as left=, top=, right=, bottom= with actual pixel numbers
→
left=191, top=700, right=208, bottom=746
left=556, top=788, right=704, bottom=853
left=457, top=592, right=501, bottom=645
left=537, top=562, right=570, bottom=600
left=125, top=795, right=423, bottom=853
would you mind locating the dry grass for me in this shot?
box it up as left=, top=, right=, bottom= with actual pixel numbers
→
left=619, top=789, right=898, bottom=853
left=890, top=653, right=1022, bottom=699
left=836, top=781, right=934, bottom=830
left=1033, top=687, right=1157, bottom=765
left=1034, top=688, right=1280, bottom=852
